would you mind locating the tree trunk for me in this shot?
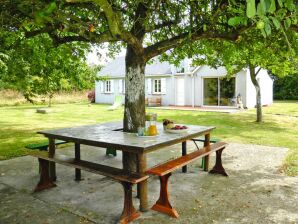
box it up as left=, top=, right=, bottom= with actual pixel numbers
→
left=48, top=94, right=53, bottom=107
left=249, top=65, right=262, bottom=122
left=123, top=45, right=146, bottom=172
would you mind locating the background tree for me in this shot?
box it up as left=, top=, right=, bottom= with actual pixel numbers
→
left=274, top=73, right=298, bottom=100
left=0, top=32, right=100, bottom=105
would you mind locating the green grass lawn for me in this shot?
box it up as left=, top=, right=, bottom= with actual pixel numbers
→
left=0, top=101, right=297, bottom=176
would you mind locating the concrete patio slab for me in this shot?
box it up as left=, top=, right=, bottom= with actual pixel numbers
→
left=1, top=143, right=297, bottom=224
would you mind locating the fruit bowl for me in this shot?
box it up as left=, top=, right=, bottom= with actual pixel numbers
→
left=165, top=125, right=188, bottom=134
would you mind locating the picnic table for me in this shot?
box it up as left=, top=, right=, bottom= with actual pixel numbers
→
left=36, top=121, right=216, bottom=212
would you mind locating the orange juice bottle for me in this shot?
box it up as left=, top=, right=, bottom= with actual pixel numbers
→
left=148, top=124, right=157, bottom=136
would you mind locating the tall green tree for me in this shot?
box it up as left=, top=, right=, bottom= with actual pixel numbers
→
left=1, top=0, right=297, bottom=173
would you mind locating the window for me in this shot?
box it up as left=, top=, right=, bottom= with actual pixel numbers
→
left=105, top=80, right=111, bottom=93
left=154, top=79, right=162, bottom=93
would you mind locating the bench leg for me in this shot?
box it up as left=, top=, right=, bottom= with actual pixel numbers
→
left=151, top=173, right=179, bottom=218
left=75, top=143, right=82, bottom=181
left=120, top=182, right=140, bottom=224
left=203, top=134, right=210, bottom=171
left=34, top=159, right=56, bottom=192
left=182, top=141, right=187, bottom=173
left=49, top=162, right=56, bottom=181
left=209, top=148, right=228, bottom=176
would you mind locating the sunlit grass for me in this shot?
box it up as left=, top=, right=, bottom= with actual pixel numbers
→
left=0, top=101, right=297, bottom=176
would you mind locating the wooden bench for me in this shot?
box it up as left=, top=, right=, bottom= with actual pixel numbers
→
left=146, top=97, right=162, bottom=107
left=28, top=151, right=148, bottom=224
left=146, top=141, right=228, bottom=218
left=25, top=140, right=67, bottom=151
left=191, top=137, right=221, bottom=169
left=26, top=140, right=68, bottom=180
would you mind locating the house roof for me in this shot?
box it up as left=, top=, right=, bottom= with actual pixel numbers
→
left=98, top=56, right=193, bottom=77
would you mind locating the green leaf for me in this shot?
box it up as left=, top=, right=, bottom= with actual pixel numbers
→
left=257, top=0, right=266, bottom=16
left=264, top=22, right=271, bottom=35
left=284, top=18, right=292, bottom=29
left=268, top=0, right=276, bottom=13
left=271, top=17, right=281, bottom=29
left=45, top=2, right=57, bottom=15
left=246, top=0, right=256, bottom=18
left=228, top=17, right=245, bottom=26
left=277, top=0, right=283, bottom=7
left=285, top=0, right=295, bottom=11
left=260, top=28, right=267, bottom=37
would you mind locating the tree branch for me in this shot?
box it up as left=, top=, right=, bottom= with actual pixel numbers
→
left=67, top=0, right=144, bottom=55
left=144, top=28, right=243, bottom=61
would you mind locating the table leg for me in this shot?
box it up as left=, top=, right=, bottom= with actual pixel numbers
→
left=203, top=133, right=210, bottom=171
left=48, top=138, right=56, bottom=181
left=137, top=153, right=148, bottom=212
left=75, top=143, right=82, bottom=181
left=182, top=141, right=187, bottom=173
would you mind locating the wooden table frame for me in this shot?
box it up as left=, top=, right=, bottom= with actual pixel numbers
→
left=40, top=122, right=214, bottom=212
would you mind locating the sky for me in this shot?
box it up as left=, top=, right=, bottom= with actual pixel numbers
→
left=86, top=46, right=125, bottom=66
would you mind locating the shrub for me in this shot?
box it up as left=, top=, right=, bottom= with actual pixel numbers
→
left=274, top=74, right=298, bottom=100
left=87, top=90, right=95, bottom=103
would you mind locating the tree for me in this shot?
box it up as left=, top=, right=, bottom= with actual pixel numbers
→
left=0, top=32, right=100, bottom=106
left=1, top=0, right=297, bottom=170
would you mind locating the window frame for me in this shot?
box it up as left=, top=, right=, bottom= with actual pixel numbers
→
left=153, top=79, right=162, bottom=94
left=105, top=80, right=111, bottom=93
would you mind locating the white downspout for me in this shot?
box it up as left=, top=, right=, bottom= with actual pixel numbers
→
left=192, top=74, right=195, bottom=108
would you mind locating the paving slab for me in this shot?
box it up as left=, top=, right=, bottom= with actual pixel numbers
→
left=1, top=143, right=298, bottom=224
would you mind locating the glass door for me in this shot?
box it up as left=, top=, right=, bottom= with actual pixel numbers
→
left=203, top=77, right=235, bottom=106
left=220, top=78, right=235, bottom=106
left=203, top=78, right=218, bottom=106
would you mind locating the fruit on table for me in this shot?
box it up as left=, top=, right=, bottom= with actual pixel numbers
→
left=166, top=123, right=174, bottom=129
left=163, top=119, right=174, bottom=126
left=171, top=125, right=188, bottom=130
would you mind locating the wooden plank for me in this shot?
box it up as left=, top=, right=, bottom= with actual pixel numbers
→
left=146, top=142, right=228, bottom=176
left=29, top=151, right=148, bottom=184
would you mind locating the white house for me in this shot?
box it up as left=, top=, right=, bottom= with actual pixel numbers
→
left=95, top=56, right=273, bottom=108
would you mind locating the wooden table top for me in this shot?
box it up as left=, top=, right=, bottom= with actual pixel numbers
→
left=38, top=121, right=215, bottom=153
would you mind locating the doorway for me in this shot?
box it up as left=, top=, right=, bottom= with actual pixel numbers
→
left=203, top=77, right=235, bottom=106
left=176, top=77, right=185, bottom=106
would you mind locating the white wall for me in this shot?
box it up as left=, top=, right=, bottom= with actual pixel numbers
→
left=244, top=68, right=273, bottom=108
left=235, top=70, right=247, bottom=107
left=95, top=79, right=125, bottom=104
left=145, top=77, right=173, bottom=106
left=258, top=69, right=273, bottom=106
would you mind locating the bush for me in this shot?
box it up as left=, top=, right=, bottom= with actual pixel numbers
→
left=87, top=90, right=95, bottom=103
left=274, top=74, right=298, bottom=100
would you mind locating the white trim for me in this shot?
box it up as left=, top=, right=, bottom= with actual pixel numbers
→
left=147, top=78, right=152, bottom=94
left=153, top=78, right=162, bottom=94
left=104, top=80, right=113, bottom=93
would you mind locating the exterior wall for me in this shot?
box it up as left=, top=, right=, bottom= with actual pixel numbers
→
left=194, top=66, right=228, bottom=107
left=235, top=70, right=247, bottom=107
left=145, top=76, right=173, bottom=106
left=95, top=66, right=273, bottom=108
left=258, top=69, right=273, bottom=106
left=244, top=68, right=273, bottom=108
left=95, top=79, right=125, bottom=104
